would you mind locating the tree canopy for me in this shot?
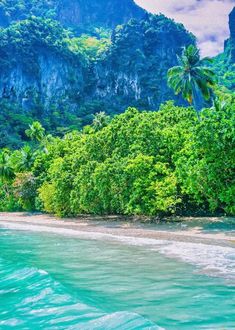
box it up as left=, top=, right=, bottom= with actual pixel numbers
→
left=168, top=45, right=217, bottom=112
left=0, top=94, right=234, bottom=216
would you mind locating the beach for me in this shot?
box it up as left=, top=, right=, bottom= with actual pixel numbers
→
left=0, top=212, right=234, bottom=248
left=1, top=212, right=235, bottom=329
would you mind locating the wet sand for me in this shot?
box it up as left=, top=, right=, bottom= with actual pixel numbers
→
left=0, top=212, right=234, bottom=248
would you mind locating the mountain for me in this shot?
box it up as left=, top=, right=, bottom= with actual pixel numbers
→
left=227, top=7, right=235, bottom=64
left=0, top=0, right=145, bottom=30
left=93, top=15, right=193, bottom=111
left=0, top=0, right=195, bottom=148
left=213, top=7, right=235, bottom=90
left=57, top=0, right=145, bottom=30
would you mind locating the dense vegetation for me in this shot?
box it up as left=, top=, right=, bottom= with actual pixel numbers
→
left=0, top=17, right=112, bottom=148
left=0, top=17, right=82, bottom=72
left=213, top=53, right=235, bottom=91
left=0, top=0, right=56, bottom=24
left=0, top=90, right=234, bottom=217
left=0, top=16, right=111, bottom=71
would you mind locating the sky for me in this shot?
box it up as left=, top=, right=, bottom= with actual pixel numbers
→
left=135, top=0, right=235, bottom=57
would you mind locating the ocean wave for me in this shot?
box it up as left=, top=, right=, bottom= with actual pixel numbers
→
left=0, top=257, right=163, bottom=329
left=155, top=241, right=235, bottom=280
left=115, top=236, right=235, bottom=281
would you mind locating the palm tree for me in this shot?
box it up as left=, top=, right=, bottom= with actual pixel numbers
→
left=0, top=151, right=14, bottom=183
left=25, top=121, right=45, bottom=142
left=13, top=146, right=36, bottom=172
left=167, top=45, right=216, bottom=113
left=92, top=112, right=110, bottom=131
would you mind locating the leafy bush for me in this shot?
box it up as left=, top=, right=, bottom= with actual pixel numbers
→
left=1, top=95, right=234, bottom=217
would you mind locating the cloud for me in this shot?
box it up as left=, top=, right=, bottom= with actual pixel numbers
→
left=134, top=0, right=234, bottom=56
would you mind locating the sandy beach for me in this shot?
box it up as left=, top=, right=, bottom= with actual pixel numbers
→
left=0, top=212, right=234, bottom=248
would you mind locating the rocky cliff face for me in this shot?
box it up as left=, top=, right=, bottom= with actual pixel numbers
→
left=57, top=0, right=145, bottom=29
left=0, top=17, right=87, bottom=113
left=0, top=52, right=84, bottom=110
left=0, top=0, right=145, bottom=30
left=0, top=0, right=195, bottom=146
left=0, top=14, right=194, bottom=117
left=93, top=15, right=194, bottom=111
left=227, top=7, right=235, bottom=63
left=212, top=7, right=235, bottom=92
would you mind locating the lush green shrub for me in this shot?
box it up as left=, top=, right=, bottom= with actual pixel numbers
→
left=176, top=94, right=235, bottom=214
left=0, top=182, right=20, bottom=211
left=1, top=96, right=234, bottom=217
left=13, top=172, right=37, bottom=210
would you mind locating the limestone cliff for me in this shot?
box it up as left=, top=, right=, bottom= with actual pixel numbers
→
left=0, top=0, right=145, bottom=29
left=0, top=1, right=195, bottom=146
left=227, top=7, right=235, bottom=63
left=93, top=15, right=194, bottom=111
left=0, top=14, right=194, bottom=119
left=213, top=7, right=235, bottom=90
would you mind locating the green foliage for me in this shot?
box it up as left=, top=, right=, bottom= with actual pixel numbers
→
left=25, top=121, right=45, bottom=142
left=0, top=96, right=228, bottom=217
left=0, top=149, right=20, bottom=211
left=0, top=100, right=34, bottom=148
left=11, top=145, right=36, bottom=172
left=168, top=45, right=216, bottom=111
left=0, top=96, right=234, bottom=217
left=92, top=112, right=110, bottom=131
left=38, top=182, right=56, bottom=214
left=13, top=172, right=37, bottom=210
left=0, top=181, right=20, bottom=211
left=0, top=17, right=83, bottom=73
left=35, top=99, right=234, bottom=216
left=0, top=149, right=15, bottom=182
left=65, top=34, right=111, bottom=61
left=212, top=52, right=235, bottom=91
left=176, top=94, right=235, bottom=214
left=0, top=0, right=56, bottom=23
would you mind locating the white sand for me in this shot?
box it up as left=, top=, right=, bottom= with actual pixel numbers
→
left=0, top=212, right=234, bottom=247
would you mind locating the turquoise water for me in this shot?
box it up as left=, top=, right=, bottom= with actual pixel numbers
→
left=0, top=227, right=234, bottom=329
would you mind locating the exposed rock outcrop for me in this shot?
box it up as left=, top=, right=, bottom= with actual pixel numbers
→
left=93, top=15, right=194, bottom=110
left=225, top=7, right=235, bottom=64
left=57, top=0, right=145, bottom=29
left=0, top=0, right=146, bottom=30
left=0, top=14, right=194, bottom=118
left=0, top=0, right=198, bottom=147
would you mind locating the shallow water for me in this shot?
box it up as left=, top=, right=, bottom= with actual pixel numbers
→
left=0, top=226, right=234, bottom=329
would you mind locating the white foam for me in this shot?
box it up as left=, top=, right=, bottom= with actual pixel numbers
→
left=158, top=241, right=235, bottom=279
left=1, top=221, right=235, bottom=281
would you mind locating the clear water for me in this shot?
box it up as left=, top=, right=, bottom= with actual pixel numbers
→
left=0, top=227, right=234, bottom=329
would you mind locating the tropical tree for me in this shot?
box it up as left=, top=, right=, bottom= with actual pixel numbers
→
left=25, top=121, right=45, bottom=142
left=13, top=172, right=37, bottom=211
left=92, top=112, right=110, bottom=131
left=0, top=150, right=14, bottom=183
left=0, top=150, right=15, bottom=203
left=12, top=146, right=36, bottom=172
left=167, top=45, right=216, bottom=113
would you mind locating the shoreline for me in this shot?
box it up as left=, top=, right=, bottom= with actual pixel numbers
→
left=0, top=212, right=234, bottom=248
